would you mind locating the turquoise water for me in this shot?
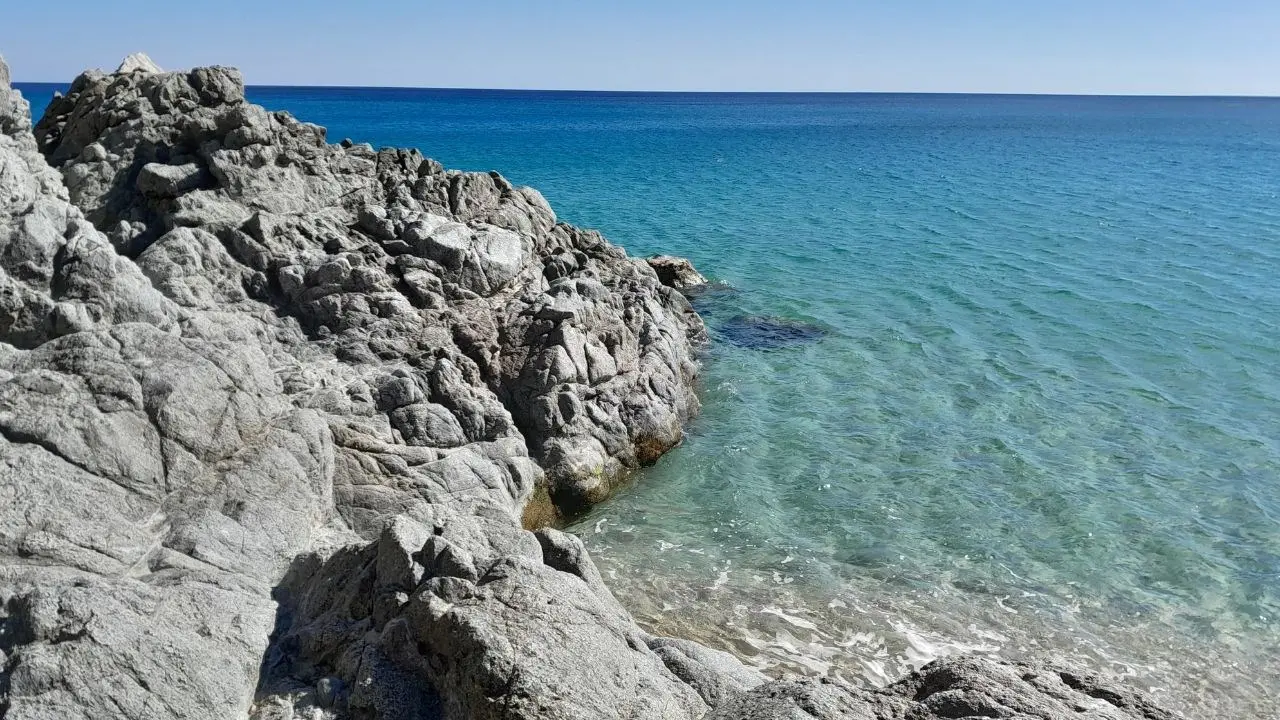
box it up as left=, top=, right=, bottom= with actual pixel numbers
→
left=18, top=85, right=1280, bottom=715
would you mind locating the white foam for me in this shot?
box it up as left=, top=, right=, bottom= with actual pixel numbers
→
left=760, top=606, right=819, bottom=631
left=707, top=570, right=730, bottom=591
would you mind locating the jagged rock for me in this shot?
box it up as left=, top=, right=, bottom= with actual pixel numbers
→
left=888, top=655, right=1181, bottom=720
left=136, top=161, right=210, bottom=197
left=0, top=61, right=175, bottom=349
left=0, top=53, right=1185, bottom=720
left=705, top=655, right=1183, bottom=720
left=0, top=52, right=704, bottom=720
left=647, top=637, right=769, bottom=707
left=0, top=60, right=328, bottom=720
left=647, top=254, right=707, bottom=291
left=115, top=52, right=162, bottom=74
left=31, top=59, right=704, bottom=507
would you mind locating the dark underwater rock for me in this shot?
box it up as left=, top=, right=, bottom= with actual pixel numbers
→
left=683, top=284, right=827, bottom=350
left=718, top=314, right=827, bottom=349
left=685, top=280, right=740, bottom=318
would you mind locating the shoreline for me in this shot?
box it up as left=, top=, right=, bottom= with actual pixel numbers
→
left=0, top=53, right=1189, bottom=719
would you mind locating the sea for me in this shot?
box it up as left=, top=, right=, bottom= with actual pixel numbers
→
left=16, top=83, right=1280, bottom=717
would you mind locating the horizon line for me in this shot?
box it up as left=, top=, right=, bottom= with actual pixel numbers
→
left=12, top=80, right=1280, bottom=100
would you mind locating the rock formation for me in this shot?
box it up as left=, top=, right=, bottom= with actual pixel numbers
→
left=646, top=255, right=706, bottom=292
left=0, top=54, right=1184, bottom=719
left=31, top=57, right=703, bottom=514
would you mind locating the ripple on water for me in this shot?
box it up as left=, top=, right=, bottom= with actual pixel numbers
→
left=566, top=102, right=1280, bottom=713
left=576, top=516, right=1280, bottom=718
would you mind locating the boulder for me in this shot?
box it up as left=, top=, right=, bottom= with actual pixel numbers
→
left=136, top=161, right=209, bottom=196
left=647, top=254, right=707, bottom=291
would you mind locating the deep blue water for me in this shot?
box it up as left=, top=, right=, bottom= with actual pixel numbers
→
left=16, top=83, right=1280, bottom=716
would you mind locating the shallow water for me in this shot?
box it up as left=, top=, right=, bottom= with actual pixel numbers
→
left=18, top=84, right=1280, bottom=716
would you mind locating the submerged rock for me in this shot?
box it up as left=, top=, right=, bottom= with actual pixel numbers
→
left=0, top=52, right=1185, bottom=720
left=718, top=314, right=827, bottom=349
left=684, top=279, right=741, bottom=316
left=681, top=283, right=826, bottom=352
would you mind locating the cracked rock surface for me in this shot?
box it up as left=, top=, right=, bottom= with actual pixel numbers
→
left=0, top=54, right=1184, bottom=720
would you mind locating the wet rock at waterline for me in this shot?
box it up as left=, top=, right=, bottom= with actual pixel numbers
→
left=647, top=254, right=708, bottom=292
left=706, top=655, right=1182, bottom=720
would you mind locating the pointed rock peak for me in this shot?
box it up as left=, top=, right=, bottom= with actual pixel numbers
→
left=115, top=52, right=162, bottom=74
left=0, top=55, right=10, bottom=88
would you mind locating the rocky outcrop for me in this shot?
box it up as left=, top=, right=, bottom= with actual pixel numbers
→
left=31, top=58, right=703, bottom=512
left=0, top=54, right=1184, bottom=720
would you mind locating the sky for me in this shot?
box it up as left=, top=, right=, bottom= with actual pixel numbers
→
left=2, top=0, right=1278, bottom=94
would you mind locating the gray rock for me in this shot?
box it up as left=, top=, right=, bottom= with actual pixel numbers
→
left=135, top=161, right=209, bottom=196
left=647, top=254, right=707, bottom=291
left=314, top=676, right=345, bottom=709
left=888, top=654, right=1182, bottom=720
left=648, top=637, right=769, bottom=707
left=417, top=219, right=525, bottom=294
left=389, top=402, right=467, bottom=446
left=0, top=53, right=706, bottom=720
left=706, top=655, right=1184, bottom=720
left=264, top=508, right=706, bottom=720
left=705, top=677, right=897, bottom=720
left=32, top=60, right=704, bottom=506
left=115, top=52, right=162, bottom=74
left=0, top=54, right=1186, bottom=720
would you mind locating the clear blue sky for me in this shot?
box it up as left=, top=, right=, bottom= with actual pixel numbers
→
left=3, top=0, right=1278, bottom=94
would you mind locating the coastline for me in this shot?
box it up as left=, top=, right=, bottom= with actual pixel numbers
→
left=0, top=54, right=1187, bottom=719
